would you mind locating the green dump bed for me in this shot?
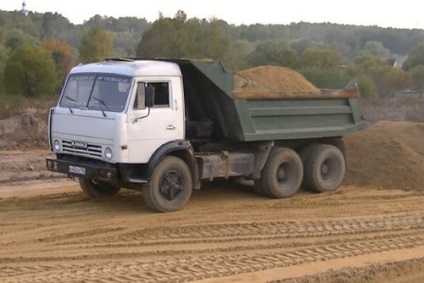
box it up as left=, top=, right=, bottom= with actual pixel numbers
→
left=167, top=59, right=365, bottom=142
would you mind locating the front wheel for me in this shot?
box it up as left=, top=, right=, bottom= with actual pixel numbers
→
left=143, top=156, right=193, bottom=212
left=79, top=178, right=121, bottom=198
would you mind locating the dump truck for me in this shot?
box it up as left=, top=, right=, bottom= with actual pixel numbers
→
left=46, top=58, right=365, bottom=212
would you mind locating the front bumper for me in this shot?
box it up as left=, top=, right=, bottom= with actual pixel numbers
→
left=46, top=158, right=118, bottom=183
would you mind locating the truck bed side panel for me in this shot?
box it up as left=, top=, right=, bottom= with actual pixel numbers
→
left=236, top=97, right=365, bottom=141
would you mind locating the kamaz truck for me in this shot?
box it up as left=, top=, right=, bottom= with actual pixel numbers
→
left=46, top=58, right=365, bottom=212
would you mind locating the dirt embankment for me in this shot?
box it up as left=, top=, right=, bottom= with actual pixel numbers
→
left=0, top=112, right=47, bottom=150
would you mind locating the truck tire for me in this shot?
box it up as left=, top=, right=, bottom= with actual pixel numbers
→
left=329, top=139, right=347, bottom=167
left=299, top=143, right=319, bottom=190
left=255, top=147, right=303, bottom=198
left=143, top=156, right=192, bottom=212
left=79, top=178, right=121, bottom=198
left=303, top=144, right=346, bottom=193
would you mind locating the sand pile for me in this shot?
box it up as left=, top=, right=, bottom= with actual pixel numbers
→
left=344, top=121, right=424, bottom=190
left=233, top=65, right=321, bottom=99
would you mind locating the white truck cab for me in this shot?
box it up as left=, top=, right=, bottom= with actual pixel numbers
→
left=51, top=59, right=185, bottom=164
left=47, top=59, right=197, bottom=212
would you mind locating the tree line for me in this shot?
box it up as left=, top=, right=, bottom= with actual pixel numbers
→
left=1, top=9, right=424, bottom=99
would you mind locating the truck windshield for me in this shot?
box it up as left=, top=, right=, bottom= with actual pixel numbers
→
left=59, top=74, right=132, bottom=112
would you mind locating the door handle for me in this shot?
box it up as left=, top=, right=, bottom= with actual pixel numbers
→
left=167, top=125, right=176, bottom=130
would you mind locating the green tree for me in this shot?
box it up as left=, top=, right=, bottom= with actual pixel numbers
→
left=227, top=39, right=254, bottom=71
left=0, top=45, right=9, bottom=94
left=239, top=24, right=289, bottom=42
left=79, top=26, right=113, bottom=63
left=137, top=12, right=235, bottom=66
left=362, top=41, right=391, bottom=58
left=290, top=38, right=315, bottom=55
left=137, top=11, right=201, bottom=58
left=114, top=32, right=138, bottom=56
left=347, top=54, right=392, bottom=97
left=43, top=38, right=74, bottom=82
left=0, top=28, right=7, bottom=94
left=247, top=40, right=298, bottom=68
left=403, top=42, right=424, bottom=71
left=5, top=29, right=39, bottom=50
left=301, top=67, right=349, bottom=89
left=299, top=48, right=342, bottom=69
left=0, top=27, right=5, bottom=44
left=198, top=18, right=230, bottom=60
left=40, top=12, right=72, bottom=41
left=0, top=11, right=39, bottom=38
left=381, top=68, right=410, bottom=96
left=348, top=55, right=389, bottom=76
left=357, top=76, right=378, bottom=99
left=409, top=65, right=424, bottom=91
left=84, top=15, right=106, bottom=29
left=4, top=44, right=57, bottom=97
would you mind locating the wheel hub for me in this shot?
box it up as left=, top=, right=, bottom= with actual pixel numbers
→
left=321, top=159, right=332, bottom=179
left=160, top=170, right=183, bottom=201
left=277, top=163, right=291, bottom=182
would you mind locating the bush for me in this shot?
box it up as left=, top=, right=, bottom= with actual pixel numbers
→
left=357, top=76, right=378, bottom=99
left=4, top=43, right=57, bottom=98
left=300, top=67, right=349, bottom=89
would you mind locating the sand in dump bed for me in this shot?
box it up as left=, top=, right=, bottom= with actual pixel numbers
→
left=233, top=65, right=321, bottom=99
left=344, top=121, right=424, bottom=190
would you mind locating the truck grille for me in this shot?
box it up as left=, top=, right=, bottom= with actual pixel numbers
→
left=62, top=140, right=103, bottom=158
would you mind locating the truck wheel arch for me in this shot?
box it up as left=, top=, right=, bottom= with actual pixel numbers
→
left=143, top=156, right=193, bottom=212
left=146, top=140, right=199, bottom=186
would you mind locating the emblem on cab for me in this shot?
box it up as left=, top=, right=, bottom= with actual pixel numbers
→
left=71, top=141, right=88, bottom=149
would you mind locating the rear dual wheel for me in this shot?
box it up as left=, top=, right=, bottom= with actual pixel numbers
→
left=302, top=144, right=346, bottom=193
left=255, top=147, right=303, bottom=198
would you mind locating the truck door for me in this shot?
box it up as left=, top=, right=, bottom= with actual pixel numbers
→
left=127, top=78, right=184, bottom=163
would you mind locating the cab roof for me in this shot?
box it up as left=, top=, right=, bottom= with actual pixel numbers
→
left=69, top=59, right=182, bottom=77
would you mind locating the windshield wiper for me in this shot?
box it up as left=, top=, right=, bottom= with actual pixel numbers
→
left=65, top=95, right=76, bottom=113
left=65, top=95, right=76, bottom=102
left=91, top=96, right=108, bottom=117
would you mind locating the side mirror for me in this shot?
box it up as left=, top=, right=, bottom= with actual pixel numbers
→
left=145, top=84, right=155, bottom=108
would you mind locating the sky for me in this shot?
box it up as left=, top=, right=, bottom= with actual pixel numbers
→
left=1, top=0, right=424, bottom=29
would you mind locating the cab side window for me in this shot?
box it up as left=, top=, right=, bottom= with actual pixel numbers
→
left=152, top=82, right=169, bottom=107
left=133, top=82, right=170, bottom=109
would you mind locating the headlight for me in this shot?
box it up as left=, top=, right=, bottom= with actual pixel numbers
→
left=53, top=140, right=61, bottom=152
left=105, top=147, right=113, bottom=160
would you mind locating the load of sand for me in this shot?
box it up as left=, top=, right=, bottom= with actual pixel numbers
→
left=232, top=65, right=358, bottom=99
left=344, top=121, right=424, bottom=191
